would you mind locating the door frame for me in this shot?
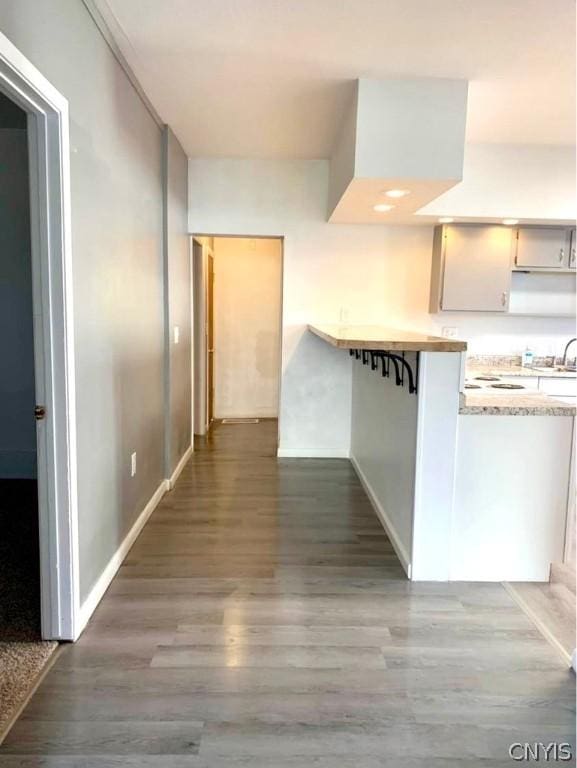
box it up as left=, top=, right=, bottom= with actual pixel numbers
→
left=192, top=236, right=210, bottom=436
left=206, top=249, right=215, bottom=427
left=192, top=234, right=284, bottom=430
left=0, top=31, right=79, bottom=640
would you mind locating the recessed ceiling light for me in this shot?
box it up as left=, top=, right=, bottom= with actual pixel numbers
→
left=502, top=218, right=519, bottom=226
left=385, top=189, right=410, bottom=198
left=438, top=217, right=454, bottom=223
left=373, top=203, right=395, bottom=213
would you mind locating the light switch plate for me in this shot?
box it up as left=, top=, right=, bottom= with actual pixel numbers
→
left=174, top=326, right=180, bottom=344
left=131, top=452, right=137, bottom=477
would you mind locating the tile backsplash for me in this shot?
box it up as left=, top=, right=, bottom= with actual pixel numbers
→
left=468, top=353, right=576, bottom=367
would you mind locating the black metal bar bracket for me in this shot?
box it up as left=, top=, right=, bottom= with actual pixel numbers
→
left=350, top=348, right=419, bottom=395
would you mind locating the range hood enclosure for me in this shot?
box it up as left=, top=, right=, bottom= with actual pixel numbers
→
left=328, top=78, right=469, bottom=223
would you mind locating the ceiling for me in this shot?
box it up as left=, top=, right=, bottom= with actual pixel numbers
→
left=97, top=0, right=576, bottom=158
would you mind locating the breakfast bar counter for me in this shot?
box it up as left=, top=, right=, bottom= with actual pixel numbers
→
left=308, top=323, right=467, bottom=352
left=308, top=323, right=573, bottom=583
left=308, top=322, right=465, bottom=581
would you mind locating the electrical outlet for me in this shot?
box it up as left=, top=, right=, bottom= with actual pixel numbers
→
left=174, top=325, right=180, bottom=344
left=131, top=452, right=137, bottom=477
left=441, top=326, right=458, bottom=339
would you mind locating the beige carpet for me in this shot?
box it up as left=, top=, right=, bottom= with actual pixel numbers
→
left=0, top=480, right=59, bottom=737
left=0, top=640, right=57, bottom=735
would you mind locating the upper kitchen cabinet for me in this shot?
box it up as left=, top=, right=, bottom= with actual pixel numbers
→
left=514, top=227, right=572, bottom=269
left=430, top=225, right=513, bottom=312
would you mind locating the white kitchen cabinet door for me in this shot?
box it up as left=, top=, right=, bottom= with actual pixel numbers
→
left=515, top=227, right=568, bottom=268
left=441, top=226, right=513, bottom=312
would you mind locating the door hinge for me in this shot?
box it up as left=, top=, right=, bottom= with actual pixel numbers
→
left=35, top=405, right=46, bottom=421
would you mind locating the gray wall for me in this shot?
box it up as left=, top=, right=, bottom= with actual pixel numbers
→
left=163, top=126, right=191, bottom=474
left=0, top=0, right=166, bottom=601
left=0, top=97, right=36, bottom=478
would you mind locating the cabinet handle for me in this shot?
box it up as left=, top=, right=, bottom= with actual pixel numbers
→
left=501, top=291, right=508, bottom=307
left=571, top=248, right=576, bottom=267
left=559, top=248, right=564, bottom=262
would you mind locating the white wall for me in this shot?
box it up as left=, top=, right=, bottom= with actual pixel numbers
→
left=189, top=159, right=391, bottom=455
left=213, top=237, right=282, bottom=419
left=189, top=158, right=574, bottom=453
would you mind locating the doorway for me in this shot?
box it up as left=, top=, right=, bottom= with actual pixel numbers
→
left=0, top=31, right=78, bottom=644
left=0, top=91, right=38, bottom=626
left=192, top=235, right=283, bottom=438
left=0, top=90, right=57, bottom=735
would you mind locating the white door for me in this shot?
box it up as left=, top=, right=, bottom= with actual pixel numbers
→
left=441, top=225, right=513, bottom=312
left=515, top=228, right=568, bottom=268
left=213, top=237, right=282, bottom=419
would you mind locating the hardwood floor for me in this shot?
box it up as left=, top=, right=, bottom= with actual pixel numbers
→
left=1, top=420, right=575, bottom=766
left=505, top=579, right=576, bottom=663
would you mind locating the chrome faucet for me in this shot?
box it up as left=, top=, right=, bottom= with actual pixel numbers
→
left=562, top=338, right=577, bottom=368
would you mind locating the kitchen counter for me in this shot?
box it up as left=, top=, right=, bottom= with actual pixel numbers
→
left=459, top=391, right=575, bottom=416
left=308, top=324, right=467, bottom=352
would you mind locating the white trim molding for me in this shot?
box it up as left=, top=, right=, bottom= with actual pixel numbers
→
left=503, top=582, right=572, bottom=668
left=0, top=30, right=79, bottom=640
left=167, top=445, right=192, bottom=490
left=82, top=0, right=162, bottom=126
left=277, top=448, right=350, bottom=459
left=350, top=455, right=412, bottom=578
left=77, top=480, right=168, bottom=637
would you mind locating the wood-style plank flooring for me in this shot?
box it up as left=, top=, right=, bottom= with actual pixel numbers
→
left=1, top=420, right=575, bottom=766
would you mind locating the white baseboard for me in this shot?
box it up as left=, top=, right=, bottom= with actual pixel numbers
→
left=167, top=445, right=192, bottom=490
left=76, top=479, right=168, bottom=638
left=503, top=582, right=572, bottom=667
left=277, top=448, right=350, bottom=459
left=350, top=454, right=412, bottom=578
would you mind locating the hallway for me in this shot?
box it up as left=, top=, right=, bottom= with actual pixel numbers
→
left=0, top=421, right=574, bottom=765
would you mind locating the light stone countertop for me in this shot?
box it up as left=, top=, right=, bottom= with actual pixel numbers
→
left=308, top=324, right=467, bottom=352
left=466, top=363, right=576, bottom=379
left=459, top=391, right=576, bottom=416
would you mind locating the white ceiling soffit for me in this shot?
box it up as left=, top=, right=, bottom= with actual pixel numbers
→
left=328, top=78, right=468, bottom=223
left=95, top=0, right=575, bottom=159
left=415, top=143, right=577, bottom=225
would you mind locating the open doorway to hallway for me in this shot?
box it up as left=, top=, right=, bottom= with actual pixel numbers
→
left=0, top=90, right=57, bottom=735
left=192, top=235, right=283, bottom=445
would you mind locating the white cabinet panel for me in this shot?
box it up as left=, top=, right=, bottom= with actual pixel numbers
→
left=515, top=227, right=567, bottom=268
left=452, top=415, right=573, bottom=581
left=440, top=226, right=513, bottom=312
